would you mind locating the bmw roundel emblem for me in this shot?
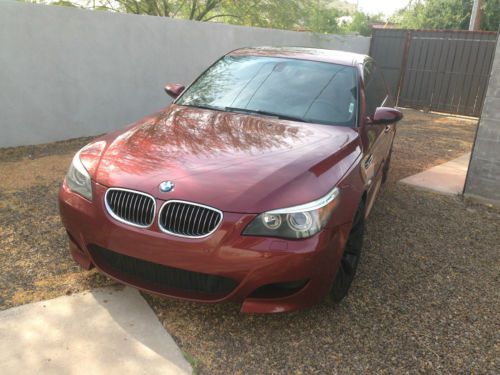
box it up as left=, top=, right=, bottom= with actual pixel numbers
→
left=159, top=180, right=175, bottom=193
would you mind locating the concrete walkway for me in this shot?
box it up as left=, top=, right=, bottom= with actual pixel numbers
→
left=399, top=153, right=470, bottom=195
left=0, top=287, right=192, bottom=375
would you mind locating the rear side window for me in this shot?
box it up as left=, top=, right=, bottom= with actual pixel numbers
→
left=364, top=64, right=388, bottom=117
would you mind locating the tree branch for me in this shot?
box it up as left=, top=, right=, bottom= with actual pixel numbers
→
left=203, top=13, right=241, bottom=22
left=189, top=0, right=198, bottom=20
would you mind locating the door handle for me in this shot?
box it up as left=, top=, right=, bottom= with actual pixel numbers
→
left=384, top=125, right=391, bottom=133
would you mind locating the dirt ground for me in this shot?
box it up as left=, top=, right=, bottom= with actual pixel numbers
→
left=0, top=109, right=499, bottom=374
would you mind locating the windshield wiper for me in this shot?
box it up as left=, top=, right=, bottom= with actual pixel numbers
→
left=225, top=107, right=307, bottom=123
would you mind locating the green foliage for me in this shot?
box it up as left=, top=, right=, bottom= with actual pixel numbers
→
left=51, top=1, right=77, bottom=6
left=216, top=0, right=305, bottom=29
left=20, top=0, right=77, bottom=5
left=342, top=11, right=384, bottom=36
left=481, top=0, right=500, bottom=31
left=392, top=0, right=500, bottom=31
left=22, top=0, right=499, bottom=32
left=219, top=0, right=344, bottom=34
left=308, top=5, right=343, bottom=34
left=18, top=0, right=386, bottom=36
left=96, top=0, right=225, bottom=19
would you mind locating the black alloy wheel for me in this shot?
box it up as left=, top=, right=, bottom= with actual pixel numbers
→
left=382, top=150, right=392, bottom=184
left=331, top=200, right=365, bottom=303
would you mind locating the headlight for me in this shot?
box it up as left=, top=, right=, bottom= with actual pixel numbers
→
left=243, top=187, right=340, bottom=239
left=66, top=151, right=92, bottom=200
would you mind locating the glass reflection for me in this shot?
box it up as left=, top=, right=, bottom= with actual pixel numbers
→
left=177, top=55, right=358, bottom=127
left=98, top=105, right=313, bottom=177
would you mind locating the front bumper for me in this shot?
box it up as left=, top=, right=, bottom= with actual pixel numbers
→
left=59, top=181, right=351, bottom=313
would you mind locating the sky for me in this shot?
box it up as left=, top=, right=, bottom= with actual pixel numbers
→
left=348, top=0, right=411, bottom=16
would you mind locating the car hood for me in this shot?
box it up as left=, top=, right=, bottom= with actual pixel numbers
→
left=87, top=104, right=361, bottom=213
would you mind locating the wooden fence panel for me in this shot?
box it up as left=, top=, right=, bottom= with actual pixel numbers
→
left=370, top=29, right=497, bottom=117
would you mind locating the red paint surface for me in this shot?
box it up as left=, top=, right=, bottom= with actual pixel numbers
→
left=59, top=48, right=401, bottom=313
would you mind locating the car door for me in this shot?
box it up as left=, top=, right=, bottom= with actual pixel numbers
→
left=360, top=61, right=394, bottom=215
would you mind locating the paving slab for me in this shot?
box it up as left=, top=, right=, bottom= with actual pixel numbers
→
left=0, top=287, right=192, bottom=375
left=399, top=153, right=470, bottom=195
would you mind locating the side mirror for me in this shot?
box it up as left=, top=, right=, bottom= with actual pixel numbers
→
left=372, top=107, right=403, bottom=124
left=164, top=83, right=185, bottom=99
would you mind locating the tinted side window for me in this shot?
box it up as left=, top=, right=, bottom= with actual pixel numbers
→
left=364, top=66, right=388, bottom=117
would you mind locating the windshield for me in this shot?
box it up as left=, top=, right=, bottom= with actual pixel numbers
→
left=176, top=56, right=358, bottom=127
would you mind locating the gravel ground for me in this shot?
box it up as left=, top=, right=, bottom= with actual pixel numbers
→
left=0, top=138, right=113, bottom=307
left=1, top=109, right=499, bottom=374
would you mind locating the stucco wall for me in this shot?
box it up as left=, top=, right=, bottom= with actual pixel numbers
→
left=0, top=1, right=370, bottom=148
left=464, top=36, right=500, bottom=204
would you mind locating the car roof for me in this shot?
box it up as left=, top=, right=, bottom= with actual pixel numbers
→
left=227, top=47, right=369, bottom=67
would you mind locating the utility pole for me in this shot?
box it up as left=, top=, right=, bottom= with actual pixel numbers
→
left=469, top=0, right=482, bottom=31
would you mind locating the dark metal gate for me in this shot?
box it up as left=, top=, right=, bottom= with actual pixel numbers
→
left=370, top=29, right=498, bottom=117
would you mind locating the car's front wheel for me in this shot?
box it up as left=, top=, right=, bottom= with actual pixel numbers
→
left=331, top=200, right=365, bottom=303
left=382, top=150, right=392, bottom=184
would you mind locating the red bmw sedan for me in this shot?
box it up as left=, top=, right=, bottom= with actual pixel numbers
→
left=59, top=47, right=402, bottom=313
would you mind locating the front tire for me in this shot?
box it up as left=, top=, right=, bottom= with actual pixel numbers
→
left=382, top=151, right=392, bottom=184
left=331, top=200, right=365, bottom=303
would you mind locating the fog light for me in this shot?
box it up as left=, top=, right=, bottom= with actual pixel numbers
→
left=249, top=279, right=309, bottom=299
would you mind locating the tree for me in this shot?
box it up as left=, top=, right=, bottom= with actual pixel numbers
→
left=20, top=0, right=229, bottom=20
left=91, top=0, right=226, bottom=20
left=18, top=0, right=384, bottom=35
left=21, top=0, right=77, bottom=5
left=392, top=0, right=499, bottom=31
left=218, top=0, right=344, bottom=33
left=216, top=0, right=305, bottom=29
left=481, top=0, right=500, bottom=31
left=308, top=3, right=343, bottom=34
left=342, top=11, right=384, bottom=36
